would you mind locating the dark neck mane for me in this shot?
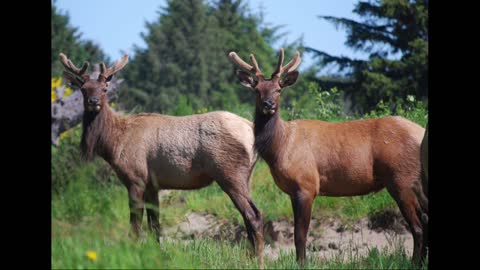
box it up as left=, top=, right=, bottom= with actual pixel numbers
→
left=254, top=108, right=285, bottom=164
left=81, top=103, right=119, bottom=162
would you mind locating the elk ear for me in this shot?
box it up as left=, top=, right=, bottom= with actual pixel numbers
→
left=62, top=71, right=84, bottom=88
left=279, top=71, right=299, bottom=88
left=236, top=70, right=255, bottom=89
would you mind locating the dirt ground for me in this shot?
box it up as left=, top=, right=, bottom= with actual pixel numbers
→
left=158, top=189, right=413, bottom=261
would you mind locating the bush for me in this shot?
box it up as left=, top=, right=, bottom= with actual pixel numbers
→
left=363, top=95, right=428, bottom=127
left=51, top=125, right=119, bottom=194
left=283, top=83, right=350, bottom=122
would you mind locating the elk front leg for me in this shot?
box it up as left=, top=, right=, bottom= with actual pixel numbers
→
left=145, top=188, right=161, bottom=241
left=291, top=190, right=314, bottom=267
left=128, top=184, right=145, bottom=238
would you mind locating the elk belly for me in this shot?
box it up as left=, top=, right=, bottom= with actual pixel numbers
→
left=149, top=163, right=214, bottom=190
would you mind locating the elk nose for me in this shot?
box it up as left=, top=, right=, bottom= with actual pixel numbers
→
left=88, top=96, right=99, bottom=105
left=263, top=100, right=275, bottom=108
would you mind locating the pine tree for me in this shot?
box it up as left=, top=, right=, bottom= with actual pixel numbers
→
left=120, top=0, right=279, bottom=114
left=306, top=0, right=428, bottom=113
left=51, top=2, right=108, bottom=77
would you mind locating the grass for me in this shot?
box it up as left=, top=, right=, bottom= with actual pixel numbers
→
left=53, top=216, right=426, bottom=269
left=52, top=159, right=424, bottom=269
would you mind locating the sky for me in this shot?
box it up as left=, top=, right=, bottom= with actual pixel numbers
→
left=55, top=0, right=368, bottom=70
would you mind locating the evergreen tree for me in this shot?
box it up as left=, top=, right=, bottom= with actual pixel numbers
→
left=51, top=2, right=108, bottom=77
left=120, top=0, right=279, bottom=114
left=306, top=0, right=428, bottom=113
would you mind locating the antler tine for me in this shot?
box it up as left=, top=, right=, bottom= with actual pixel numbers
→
left=272, top=48, right=285, bottom=78
left=229, top=52, right=254, bottom=72
left=249, top=54, right=264, bottom=78
left=99, top=62, right=107, bottom=75
left=228, top=51, right=264, bottom=78
left=100, top=54, right=129, bottom=79
left=59, top=53, right=89, bottom=76
left=281, top=51, right=301, bottom=74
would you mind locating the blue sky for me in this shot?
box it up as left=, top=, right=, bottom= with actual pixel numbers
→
left=55, top=0, right=368, bottom=70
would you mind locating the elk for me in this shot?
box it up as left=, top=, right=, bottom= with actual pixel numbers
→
left=59, top=53, right=265, bottom=267
left=420, top=123, right=428, bottom=197
left=229, top=48, right=427, bottom=265
left=419, top=123, right=428, bottom=250
left=413, top=123, right=428, bottom=250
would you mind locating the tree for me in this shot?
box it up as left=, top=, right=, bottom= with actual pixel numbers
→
left=51, top=2, right=108, bottom=77
left=306, top=0, right=428, bottom=113
left=120, top=0, right=279, bottom=114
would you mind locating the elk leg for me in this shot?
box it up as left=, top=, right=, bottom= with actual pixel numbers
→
left=291, top=190, right=314, bottom=267
left=219, top=184, right=264, bottom=269
left=145, top=188, right=161, bottom=241
left=128, top=184, right=145, bottom=238
left=387, top=183, right=425, bottom=264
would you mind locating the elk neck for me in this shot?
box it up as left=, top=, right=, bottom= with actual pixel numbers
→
left=253, top=106, right=287, bottom=166
left=81, top=101, right=122, bottom=162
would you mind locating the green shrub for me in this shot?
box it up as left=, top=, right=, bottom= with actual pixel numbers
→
left=52, top=125, right=120, bottom=194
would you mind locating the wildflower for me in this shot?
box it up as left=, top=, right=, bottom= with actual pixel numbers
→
left=51, top=88, right=57, bottom=103
left=51, top=77, right=62, bottom=90
left=86, top=250, right=97, bottom=261
left=64, top=87, right=73, bottom=98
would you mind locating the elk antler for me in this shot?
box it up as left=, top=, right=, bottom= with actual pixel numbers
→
left=59, top=53, right=90, bottom=77
left=271, top=48, right=301, bottom=79
left=228, top=52, right=264, bottom=79
left=99, top=54, right=129, bottom=81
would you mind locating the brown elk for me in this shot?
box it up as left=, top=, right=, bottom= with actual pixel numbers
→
left=229, top=48, right=427, bottom=265
left=59, top=53, right=265, bottom=267
left=413, top=123, right=428, bottom=253
left=419, top=122, right=428, bottom=250
left=420, top=123, right=428, bottom=198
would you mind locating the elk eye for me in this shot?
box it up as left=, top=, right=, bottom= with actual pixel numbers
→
left=103, top=88, right=108, bottom=92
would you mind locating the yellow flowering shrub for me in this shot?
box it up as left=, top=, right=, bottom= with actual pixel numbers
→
left=51, top=77, right=73, bottom=103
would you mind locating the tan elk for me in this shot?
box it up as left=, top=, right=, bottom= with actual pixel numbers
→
left=59, top=53, right=265, bottom=267
left=229, top=48, right=427, bottom=265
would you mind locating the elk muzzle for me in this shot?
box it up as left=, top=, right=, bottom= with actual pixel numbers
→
left=87, top=96, right=101, bottom=112
left=262, top=100, right=276, bottom=115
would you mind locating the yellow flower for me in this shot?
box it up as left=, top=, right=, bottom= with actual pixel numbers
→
left=86, top=250, right=97, bottom=261
left=64, top=87, right=73, bottom=98
left=51, top=88, right=57, bottom=103
left=110, top=102, right=116, bottom=108
left=51, top=77, right=62, bottom=90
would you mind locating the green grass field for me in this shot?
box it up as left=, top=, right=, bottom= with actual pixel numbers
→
left=52, top=160, right=426, bottom=269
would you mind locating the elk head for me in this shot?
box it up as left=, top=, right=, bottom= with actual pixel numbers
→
left=229, top=48, right=301, bottom=115
left=59, top=53, right=129, bottom=113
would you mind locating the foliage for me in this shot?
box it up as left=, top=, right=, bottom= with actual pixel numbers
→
left=51, top=2, right=109, bottom=77
left=306, top=0, right=428, bottom=113
left=51, top=125, right=119, bottom=195
left=119, top=0, right=286, bottom=114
